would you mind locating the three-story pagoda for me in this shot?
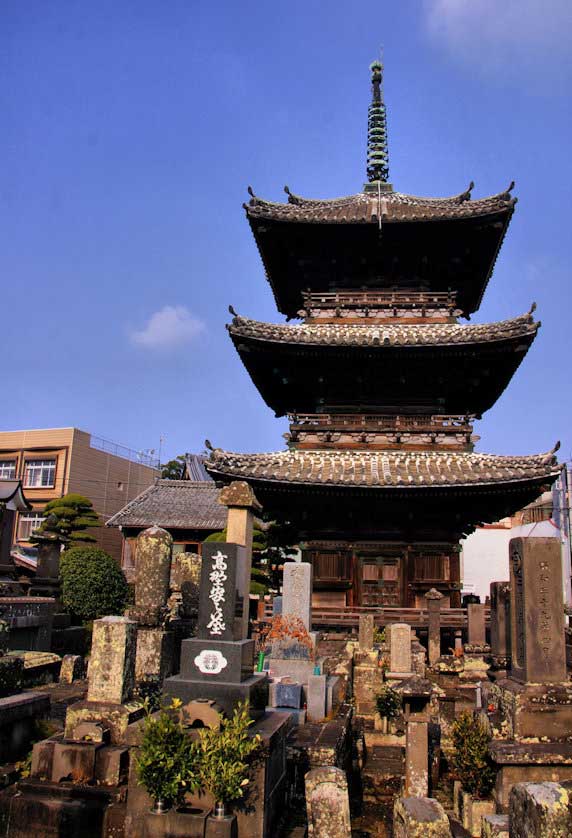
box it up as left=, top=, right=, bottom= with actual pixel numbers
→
left=206, top=61, right=561, bottom=608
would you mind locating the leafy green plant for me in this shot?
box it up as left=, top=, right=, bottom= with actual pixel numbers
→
left=373, top=626, right=386, bottom=645
left=31, top=494, right=99, bottom=546
left=197, top=702, right=261, bottom=806
left=136, top=699, right=201, bottom=808
left=375, top=685, right=401, bottom=720
left=451, top=712, right=496, bottom=798
left=60, top=547, right=128, bottom=622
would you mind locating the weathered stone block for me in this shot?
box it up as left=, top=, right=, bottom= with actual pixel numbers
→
left=135, top=627, right=175, bottom=682
left=130, top=526, right=173, bottom=626
left=460, top=790, right=495, bottom=837
left=307, top=674, right=327, bottom=722
left=87, top=616, right=137, bottom=705
left=305, top=766, right=351, bottom=837
left=52, top=740, right=101, bottom=783
left=393, top=796, right=451, bottom=838
left=65, top=700, right=145, bottom=745
left=481, top=814, right=509, bottom=838
left=359, top=614, right=374, bottom=650
left=95, top=746, right=129, bottom=786
left=59, top=654, right=84, bottom=684
left=509, top=781, right=572, bottom=838
left=72, top=721, right=109, bottom=743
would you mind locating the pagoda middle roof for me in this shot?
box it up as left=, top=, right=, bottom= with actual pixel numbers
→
left=228, top=310, right=538, bottom=349
left=206, top=447, right=561, bottom=490
left=245, top=184, right=516, bottom=225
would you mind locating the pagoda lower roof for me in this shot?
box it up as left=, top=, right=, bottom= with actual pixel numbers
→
left=228, top=311, right=538, bottom=416
left=206, top=447, right=560, bottom=490
left=228, top=311, right=538, bottom=348
left=246, top=185, right=516, bottom=225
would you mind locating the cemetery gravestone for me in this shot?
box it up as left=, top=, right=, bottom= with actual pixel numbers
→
left=388, top=623, right=412, bottom=675
left=359, top=614, right=374, bottom=650
left=467, top=603, right=486, bottom=646
left=283, top=562, right=312, bottom=630
left=425, top=588, right=443, bottom=666
left=509, top=538, right=566, bottom=684
left=87, top=616, right=137, bottom=705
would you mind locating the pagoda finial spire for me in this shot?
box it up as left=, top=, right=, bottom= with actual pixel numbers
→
left=367, top=59, right=389, bottom=183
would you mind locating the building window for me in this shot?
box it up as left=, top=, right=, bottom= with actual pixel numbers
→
left=18, top=514, right=44, bottom=541
left=24, top=459, right=56, bottom=488
left=0, top=461, right=16, bottom=480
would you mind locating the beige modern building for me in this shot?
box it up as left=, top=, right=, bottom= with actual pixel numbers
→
left=0, top=428, right=159, bottom=562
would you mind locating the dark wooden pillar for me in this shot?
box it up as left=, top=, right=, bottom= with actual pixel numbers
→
left=450, top=548, right=461, bottom=607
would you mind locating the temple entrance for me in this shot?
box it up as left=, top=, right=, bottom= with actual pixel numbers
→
left=359, top=554, right=402, bottom=607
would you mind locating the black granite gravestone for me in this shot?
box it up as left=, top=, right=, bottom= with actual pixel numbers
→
left=164, top=542, right=268, bottom=716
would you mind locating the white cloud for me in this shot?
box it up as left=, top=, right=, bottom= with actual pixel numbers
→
left=423, top=0, right=572, bottom=81
left=130, top=305, right=205, bottom=349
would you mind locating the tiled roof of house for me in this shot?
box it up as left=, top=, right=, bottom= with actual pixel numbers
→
left=106, top=480, right=227, bottom=530
left=228, top=311, right=538, bottom=348
left=245, top=184, right=516, bottom=224
left=206, top=448, right=561, bottom=490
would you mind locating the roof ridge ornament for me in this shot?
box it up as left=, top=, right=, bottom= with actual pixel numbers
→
left=366, top=60, right=389, bottom=184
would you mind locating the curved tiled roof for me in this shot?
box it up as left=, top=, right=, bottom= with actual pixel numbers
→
left=228, top=311, right=539, bottom=348
left=245, top=184, right=516, bottom=224
left=106, top=480, right=227, bottom=530
left=206, top=448, right=561, bottom=490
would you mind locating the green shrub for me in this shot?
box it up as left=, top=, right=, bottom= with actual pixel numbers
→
left=136, top=699, right=200, bottom=807
left=60, top=547, right=128, bottom=622
left=451, top=712, right=496, bottom=798
left=375, top=685, right=401, bottom=720
left=197, top=702, right=261, bottom=805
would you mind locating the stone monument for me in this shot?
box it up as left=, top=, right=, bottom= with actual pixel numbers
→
left=489, top=581, right=511, bottom=674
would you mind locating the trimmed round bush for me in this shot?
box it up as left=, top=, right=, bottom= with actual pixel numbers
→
left=60, top=547, right=128, bottom=622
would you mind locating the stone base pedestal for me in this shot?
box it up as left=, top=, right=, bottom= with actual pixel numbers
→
left=180, top=638, right=255, bottom=683
left=3, top=778, right=123, bottom=838
left=163, top=672, right=268, bottom=718
left=489, top=741, right=572, bottom=812
left=64, top=699, right=145, bottom=745
left=486, top=678, right=572, bottom=740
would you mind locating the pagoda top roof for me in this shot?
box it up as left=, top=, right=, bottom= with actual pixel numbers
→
left=228, top=309, right=538, bottom=349
left=206, top=446, right=561, bottom=491
left=245, top=182, right=516, bottom=225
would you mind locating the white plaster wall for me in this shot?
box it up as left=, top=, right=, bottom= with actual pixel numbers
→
left=461, top=520, right=560, bottom=602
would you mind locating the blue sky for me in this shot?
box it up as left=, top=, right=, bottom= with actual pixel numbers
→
left=3, top=1, right=572, bottom=465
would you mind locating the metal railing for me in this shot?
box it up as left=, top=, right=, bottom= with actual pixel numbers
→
left=90, top=435, right=160, bottom=469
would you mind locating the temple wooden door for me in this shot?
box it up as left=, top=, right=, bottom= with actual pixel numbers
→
left=359, top=555, right=402, bottom=606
